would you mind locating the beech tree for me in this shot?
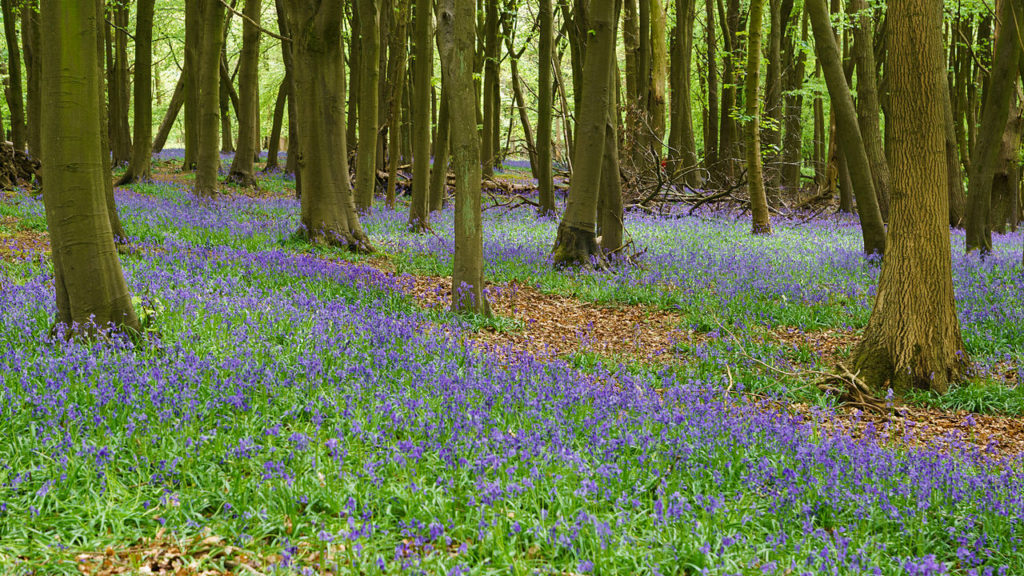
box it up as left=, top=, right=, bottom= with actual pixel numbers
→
left=439, top=0, right=489, bottom=314
left=408, top=0, right=433, bottom=231
left=228, top=0, right=263, bottom=188
left=281, top=0, right=371, bottom=250
left=854, top=0, right=967, bottom=395
left=39, top=0, right=139, bottom=333
left=1, top=0, right=26, bottom=151
left=746, top=0, right=770, bottom=235
left=194, top=0, right=226, bottom=198
left=354, top=0, right=381, bottom=211
left=118, top=0, right=156, bottom=185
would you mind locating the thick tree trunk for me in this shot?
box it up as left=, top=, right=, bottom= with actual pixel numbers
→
left=439, top=0, right=490, bottom=315
left=355, top=0, right=381, bottom=210
left=408, top=0, right=434, bottom=230
left=194, top=0, right=225, bottom=197
left=746, top=0, right=771, bottom=234
left=849, top=0, right=891, bottom=222
left=2, top=0, right=26, bottom=151
left=228, top=0, right=262, bottom=187
left=40, top=0, right=140, bottom=333
left=807, top=0, right=886, bottom=255
left=854, top=0, right=967, bottom=396
left=552, top=0, right=617, bottom=268
left=991, top=96, right=1023, bottom=234
left=119, top=0, right=156, bottom=185
left=282, top=1, right=371, bottom=250
left=537, top=0, right=556, bottom=215
left=965, top=0, right=1022, bottom=255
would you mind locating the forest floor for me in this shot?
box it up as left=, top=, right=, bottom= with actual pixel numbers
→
left=1, top=155, right=1023, bottom=574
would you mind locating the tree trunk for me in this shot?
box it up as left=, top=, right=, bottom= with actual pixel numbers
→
left=40, top=0, right=140, bottom=333
left=965, top=0, right=1022, bottom=254
left=194, top=0, right=225, bottom=197
left=991, top=95, right=1023, bottom=235
left=384, top=0, right=410, bottom=209
left=670, top=0, right=698, bottom=186
left=429, top=75, right=450, bottom=213
left=481, top=0, right=499, bottom=177
left=282, top=1, right=372, bottom=250
left=849, top=0, right=891, bottom=222
left=183, top=0, right=201, bottom=170
left=219, top=60, right=235, bottom=153
left=228, top=0, right=262, bottom=187
left=505, top=31, right=539, bottom=180
left=407, top=0, right=434, bottom=230
left=439, top=0, right=490, bottom=315
left=106, top=4, right=132, bottom=167
left=780, top=9, right=806, bottom=194
left=716, top=0, right=740, bottom=182
left=648, top=0, right=667, bottom=149
left=153, top=73, right=185, bottom=154
left=2, top=0, right=26, bottom=151
left=599, top=61, right=624, bottom=253
left=746, top=0, right=771, bottom=234
left=119, top=0, right=156, bottom=185
left=264, top=74, right=288, bottom=172
left=347, top=0, right=360, bottom=154
left=355, top=0, right=381, bottom=210
left=552, top=0, right=617, bottom=268
left=22, top=1, right=40, bottom=159
left=806, top=0, right=887, bottom=255
left=703, top=0, right=718, bottom=172
left=764, top=0, right=784, bottom=201
left=537, top=0, right=556, bottom=215
left=854, top=0, right=967, bottom=396
left=941, top=43, right=967, bottom=229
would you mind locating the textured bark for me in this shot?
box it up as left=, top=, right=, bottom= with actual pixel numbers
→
left=552, top=0, right=616, bottom=268
left=599, top=61, right=624, bottom=254
left=746, top=0, right=771, bottom=235
left=264, top=74, right=288, bottom=172
left=2, top=0, right=26, bottom=151
left=439, top=0, right=490, bottom=315
left=669, top=0, right=697, bottom=186
left=194, top=0, right=226, bottom=197
left=965, top=0, right=1022, bottom=254
left=991, top=97, right=1023, bottom=234
left=119, top=0, right=156, bottom=185
left=537, top=0, right=555, bottom=215
left=22, top=1, right=40, bottom=159
left=941, top=47, right=966, bottom=229
left=807, top=0, right=886, bottom=255
left=780, top=9, right=806, bottom=193
left=218, top=56, right=234, bottom=153
left=40, top=0, right=140, bottom=333
left=764, top=0, right=784, bottom=201
left=623, top=0, right=639, bottom=163
left=849, top=0, right=890, bottom=222
left=355, top=0, right=381, bottom=210
left=228, top=0, right=262, bottom=188
left=854, top=0, right=967, bottom=396
left=716, top=0, right=740, bottom=181
left=429, top=77, right=450, bottom=213
left=408, top=0, right=434, bottom=230
left=648, top=0, right=667, bottom=146
left=281, top=0, right=371, bottom=250
left=384, top=0, right=410, bottom=209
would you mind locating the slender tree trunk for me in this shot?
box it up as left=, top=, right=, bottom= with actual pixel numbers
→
left=347, top=0, right=360, bottom=154
left=704, top=0, right=718, bottom=172
left=264, top=74, right=288, bottom=172
left=746, top=0, right=771, bottom=234
left=537, top=0, right=556, bottom=215
left=385, top=0, right=410, bottom=209
left=670, top=0, right=698, bottom=186
left=40, top=0, right=140, bottom=333
left=481, top=0, right=499, bottom=177
left=106, top=3, right=132, bottom=167
left=854, top=0, right=967, bottom=396
left=764, top=0, right=784, bottom=201
left=429, top=76, right=450, bottom=213
left=648, top=0, right=667, bottom=149
left=219, top=60, right=235, bottom=153
left=991, top=95, right=1023, bottom=235
left=195, top=0, right=226, bottom=197
left=2, top=0, right=26, bottom=151
left=228, top=0, right=262, bottom=187
left=282, top=1, right=371, bottom=250
left=716, top=0, right=739, bottom=181
left=941, top=43, right=967, bottom=228
left=118, top=0, right=156, bottom=185
left=153, top=73, right=185, bottom=153
left=599, top=60, right=624, bottom=253
left=552, top=0, right=617, bottom=268
left=439, top=0, right=490, bottom=314
left=849, top=0, right=891, bottom=222
left=781, top=9, right=806, bottom=193
left=505, top=32, right=539, bottom=180
left=355, top=0, right=381, bottom=210
left=965, top=0, right=1022, bottom=254
left=22, top=1, right=40, bottom=159
left=408, top=0, right=434, bottom=230
left=183, top=0, right=201, bottom=170
left=807, top=0, right=886, bottom=255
